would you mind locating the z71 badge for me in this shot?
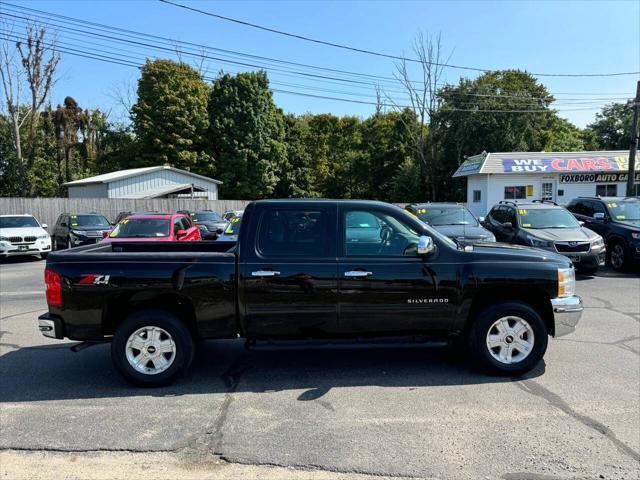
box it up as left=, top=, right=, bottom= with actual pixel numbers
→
left=78, top=274, right=110, bottom=285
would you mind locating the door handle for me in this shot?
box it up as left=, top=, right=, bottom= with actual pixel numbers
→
left=344, top=270, right=372, bottom=277
left=252, top=270, right=281, bottom=277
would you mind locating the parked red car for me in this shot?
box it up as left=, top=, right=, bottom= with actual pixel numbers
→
left=101, top=214, right=201, bottom=243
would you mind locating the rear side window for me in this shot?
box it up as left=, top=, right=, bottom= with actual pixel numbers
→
left=489, top=207, right=505, bottom=223
left=504, top=208, right=517, bottom=225
left=258, top=209, right=330, bottom=257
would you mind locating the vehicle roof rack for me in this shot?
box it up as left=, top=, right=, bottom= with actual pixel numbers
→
left=498, top=200, right=518, bottom=207
left=531, top=199, right=559, bottom=206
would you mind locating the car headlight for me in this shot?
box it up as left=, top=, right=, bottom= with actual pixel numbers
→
left=484, top=233, right=496, bottom=242
left=558, top=267, right=576, bottom=298
left=70, top=230, right=87, bottom=236
left=0, top=236, right=8, bottom=242
left=526, top=234, right=553, bottom=248
left=631, top=232, right=640, bottom=240
left=37, top=234, right=49, bottom=239
left=591, top=236, right=604, bottom=248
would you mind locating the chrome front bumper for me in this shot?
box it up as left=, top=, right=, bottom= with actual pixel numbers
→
left=551, top=295, right=583, bottom=337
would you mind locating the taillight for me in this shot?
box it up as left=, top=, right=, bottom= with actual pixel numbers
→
left=45, top=268, right=63, bottom=307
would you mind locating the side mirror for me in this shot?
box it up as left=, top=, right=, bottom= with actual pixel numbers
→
left=417, top=235, right=435, bottom=256
left=578, top=221, right=585, bottom=226
left=176, top=229, right=188, bottom=238
left=593, top=212, right=606, bottom=221
left=502, top=222, right=513, bottom=229
left=477, top=216, right=485, bottom=223
left=41, top=223, right=48, bottom=229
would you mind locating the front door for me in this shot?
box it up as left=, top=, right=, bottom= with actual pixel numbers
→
left=238, top=204, right=339, bottom=337
left=337, top=205, right=454, bottom=334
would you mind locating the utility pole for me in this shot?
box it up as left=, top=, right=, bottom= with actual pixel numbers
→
left=626, top=80, right=640, bottom=197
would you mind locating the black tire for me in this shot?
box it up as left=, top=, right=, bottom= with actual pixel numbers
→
left=111, top=309, right=195, bottom=387
left=468, top=302, right=548, bottom=376
left=607, top=240, right=629, bottom=272
left=66, top=237, right=72, bottom=249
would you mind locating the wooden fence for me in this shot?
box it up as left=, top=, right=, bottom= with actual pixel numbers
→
left=0, top=197, right=251, bottom=228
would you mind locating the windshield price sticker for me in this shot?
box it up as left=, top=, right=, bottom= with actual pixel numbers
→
left=608, top=203, right=617, bottom=208
left=519, top=209, right=527, bottom=214
left=522, top=223, right=531, bottom=228
left=417, top=208, right=427, bottom=214
left=616, top=215, right=626, bottom=220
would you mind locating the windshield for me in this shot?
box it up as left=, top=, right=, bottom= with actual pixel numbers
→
left=110, top=218, right=170, bottom=238
left=193, top=211, right=222, bottom=222
left=72, top=215, right=110, bottom=228
left=224, top=216, right=242, bottom=235
left=0, top=216, right=39, bottom=228
left=519, top=208, right=580, bottom=229
left=414, top=206, right=478, bottom=226
left=606, top=200, right=640, bottom=221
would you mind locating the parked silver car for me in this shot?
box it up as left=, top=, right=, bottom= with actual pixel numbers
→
left=482, top=200, right=605, bottom=273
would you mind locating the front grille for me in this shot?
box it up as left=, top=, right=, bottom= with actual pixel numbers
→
left=23, top=236, right=37, bottom=242
left=555, top=242, right=590, bottom=253
left=8, top=236, right=22, bottom=243
left=86, top=231, right=102, bottom=237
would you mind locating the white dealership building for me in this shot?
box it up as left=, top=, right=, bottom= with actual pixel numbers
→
left=453, top=150, right=640, bottom=217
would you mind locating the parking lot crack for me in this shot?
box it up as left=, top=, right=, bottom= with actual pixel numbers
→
left=516, top=379, right=640, bottom=462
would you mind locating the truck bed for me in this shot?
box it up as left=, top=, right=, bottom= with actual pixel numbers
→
left=45, top=241, right=239, bottom=340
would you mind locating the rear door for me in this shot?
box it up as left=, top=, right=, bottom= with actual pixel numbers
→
left=238, top=203, right=339, bottom=337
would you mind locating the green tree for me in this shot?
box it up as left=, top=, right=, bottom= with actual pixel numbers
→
left=132, top=59, right=210, bottom=170
left=208, top=71, right=286, bottom=199
left=274, top=114, right=319, bottom=198
left=584, top=100, right=634, bottom=150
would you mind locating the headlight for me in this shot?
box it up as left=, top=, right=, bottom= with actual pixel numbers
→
left=484, top=233, right=496, bottom=242
left=70, top=230, right=86, bottom=236
left=558, top=267, right=576, bottom=298
left=591, top=236, right=604, bottom=248
left=37, top=234, right=49, bottom=239
left=631, top=232, right=640, bottom=240
left=0, top=236, right=8, bottom=241
left=527, top=234, right=553, bottom=248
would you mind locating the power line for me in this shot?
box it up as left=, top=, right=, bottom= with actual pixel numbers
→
left=158, top=0, right=640, bottom=78
left=2, top=4, right=635, bottom=101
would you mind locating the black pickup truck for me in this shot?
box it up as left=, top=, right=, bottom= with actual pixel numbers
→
left=39, top=200, right=583, bottom=386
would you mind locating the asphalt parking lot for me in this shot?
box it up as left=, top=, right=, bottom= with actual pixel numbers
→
left=1, top=256, right=639, bottom=480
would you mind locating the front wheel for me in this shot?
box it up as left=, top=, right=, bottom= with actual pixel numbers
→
left=608, top=241, right=629, bottom=271
left=468, top=302, right=548, bottom=376
left=111, top=309, right=195, bottom=387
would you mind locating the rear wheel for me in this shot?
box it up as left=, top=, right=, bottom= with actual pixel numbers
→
left=468, top=302, right=548, bottom=376
left=111, top=309, right=195, bottom=387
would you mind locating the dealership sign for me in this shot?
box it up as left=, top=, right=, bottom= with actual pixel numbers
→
left=501, top=155, right=637, bottom=173
left=559, top=172, right=640, bottom=184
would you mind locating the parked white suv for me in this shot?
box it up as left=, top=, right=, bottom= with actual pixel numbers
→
left=0, top=214, right=52, bottom=260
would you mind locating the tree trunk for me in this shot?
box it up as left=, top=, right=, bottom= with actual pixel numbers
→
left=11, top=113, right=26, bottom=196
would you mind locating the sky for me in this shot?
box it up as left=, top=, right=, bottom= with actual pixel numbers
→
left=2, top=0, right=639, bottom=128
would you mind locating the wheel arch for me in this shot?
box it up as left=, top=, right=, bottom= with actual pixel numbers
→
left=103, top=292, right=198, bottom=337
left=465, top=286, right=555, bottom=337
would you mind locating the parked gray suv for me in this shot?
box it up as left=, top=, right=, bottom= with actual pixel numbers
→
left=482, top=200, right=606, bottom=273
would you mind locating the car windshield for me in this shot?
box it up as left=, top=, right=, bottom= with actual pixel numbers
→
left=605, top=199, right=640, bottom=221
left=224, top=216, right=242, bottom=235
left=193, top=211, right=222, bottom=222
left=0, top=216, right=39, bottom=228
left=72, top=215, right=110, bottom=228
left=414, top=206, right=478, bottom=226
left=519, top=208, right=580, bottom=229
left=110, top=218, right=170, bottom=238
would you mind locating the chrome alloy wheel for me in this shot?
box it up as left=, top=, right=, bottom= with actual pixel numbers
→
left=125, top=326, right=176, bottom=375
left=486, top=316, right=535, bottom=365
left=610, top=244, right=625, bottom=270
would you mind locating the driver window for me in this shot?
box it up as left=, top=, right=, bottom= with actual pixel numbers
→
left=344, top=209, right=419, bottom=256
